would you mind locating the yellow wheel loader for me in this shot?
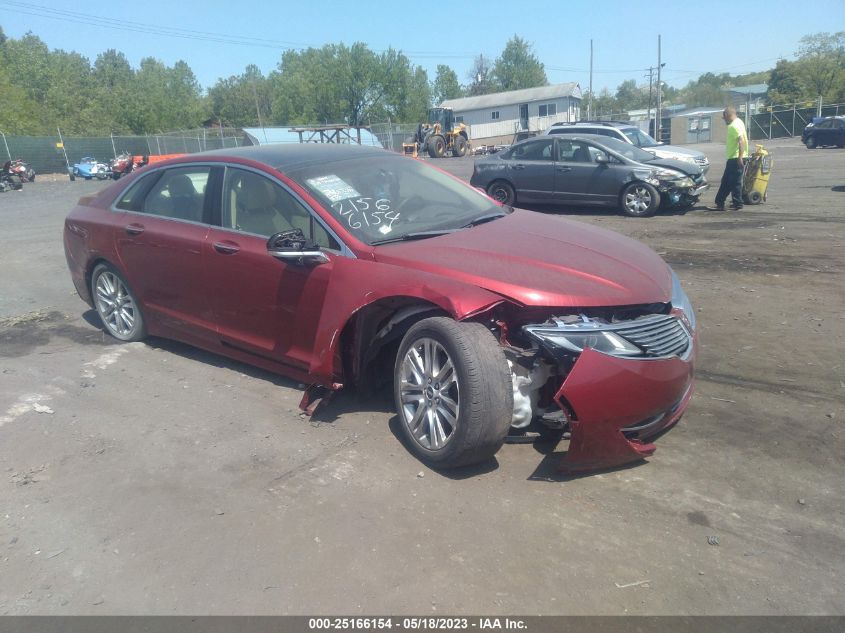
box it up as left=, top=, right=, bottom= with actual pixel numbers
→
left=403, top=108, right=470, bottom=158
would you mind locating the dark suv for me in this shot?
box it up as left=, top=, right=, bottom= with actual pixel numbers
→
left=802, top=116, right=845, bottom=149
left=545, top=121, right=710, bottom=174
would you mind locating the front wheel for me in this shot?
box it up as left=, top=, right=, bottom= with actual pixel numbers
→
left=805, top=136, right=817, bottom=149
left=394, top=317, right=513, bottom=468
left=91, top=263, right=146, bottom=342
left=451, top=135, right=467, bottom=157
left=621, top=182, right=659, bottom=217
left=427, top=135, right=446, bottom=158
left=486, top=180, right=515, bottom=206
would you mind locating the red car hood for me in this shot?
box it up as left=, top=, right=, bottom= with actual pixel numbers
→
left=373, top=210, right=672, bottom=307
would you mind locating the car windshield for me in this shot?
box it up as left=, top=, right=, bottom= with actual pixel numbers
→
left=593, top=137, right=657, bottom=163
left=286, top=152, right=501, bottom=245
left=622, top=128, right=658, bottom=148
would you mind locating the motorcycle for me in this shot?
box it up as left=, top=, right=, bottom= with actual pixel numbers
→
left=1, top=161, right=24, bottom=192
left=6, top=158, right=36, bottom=182
left=109, top=151, right=136, bottom=180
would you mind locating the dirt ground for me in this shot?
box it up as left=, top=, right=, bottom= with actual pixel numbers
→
left=0, top=138, right=843, bottom=615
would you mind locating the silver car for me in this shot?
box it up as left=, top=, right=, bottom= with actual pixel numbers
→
left=545, top=121, right=710, bottom=174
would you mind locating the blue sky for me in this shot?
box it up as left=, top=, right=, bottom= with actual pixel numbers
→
left=2, top=0, right=843, bottom=93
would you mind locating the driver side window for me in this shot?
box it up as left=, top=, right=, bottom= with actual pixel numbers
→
left=223, top=168, right=339, bottom=249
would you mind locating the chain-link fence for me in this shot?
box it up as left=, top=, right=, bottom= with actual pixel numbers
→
left=747, top=102, right=844, bottom=140
left=0, top=128, right=250, bottom=175
left=368, top=122, right=419, bottom=152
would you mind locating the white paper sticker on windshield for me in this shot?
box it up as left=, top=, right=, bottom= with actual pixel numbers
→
left=378, top=225, right=392, bottom=235
left=306, top=175, right=361, bottom=203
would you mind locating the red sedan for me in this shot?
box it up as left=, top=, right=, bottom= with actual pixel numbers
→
left=63, top=145, right=697, bottom=471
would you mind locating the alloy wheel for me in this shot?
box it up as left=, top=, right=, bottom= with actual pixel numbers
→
left=95, top=271, right=138, bottom=337
left=625, top=186, right=652, bottom=215
left=399, top=337, right=460, bottom=451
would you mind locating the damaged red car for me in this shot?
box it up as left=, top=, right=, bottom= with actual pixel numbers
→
left=63, top=145, right=697, bottom=471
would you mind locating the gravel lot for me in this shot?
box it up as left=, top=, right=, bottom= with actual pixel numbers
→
left=0, top=138, right=843, bottom=615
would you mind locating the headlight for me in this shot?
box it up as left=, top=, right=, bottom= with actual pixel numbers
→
left=654, top=168, right=685, bottom=180
left=674, top=176, right=694, bottom=188
left=671, top=269, right=696, bottom=331
left=524, top=327, right=643, bottom=357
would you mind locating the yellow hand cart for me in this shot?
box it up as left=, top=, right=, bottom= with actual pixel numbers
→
left=742, top=144, right=772, bottom=204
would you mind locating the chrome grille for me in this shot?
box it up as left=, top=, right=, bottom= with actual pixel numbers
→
left=612, top=314, right=691, bottom=358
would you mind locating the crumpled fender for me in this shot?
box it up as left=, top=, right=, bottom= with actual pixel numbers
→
left=557, top=347, right=695, bottom=473
left=308, top=256, right=506, bottom=385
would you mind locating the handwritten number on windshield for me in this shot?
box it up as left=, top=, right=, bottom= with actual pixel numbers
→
left=332, top=198, right=400, bottom=231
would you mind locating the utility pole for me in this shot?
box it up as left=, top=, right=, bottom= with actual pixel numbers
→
left=656, top=35, right=662, bottom=142
left=588, top=39, right=593, bottom=120
left=645, top=67, right=656, bottom=137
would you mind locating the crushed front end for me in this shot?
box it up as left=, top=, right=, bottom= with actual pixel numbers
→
left=495, top=271, right=697, bottom=472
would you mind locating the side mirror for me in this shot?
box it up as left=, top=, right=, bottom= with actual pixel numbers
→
left=595, top=154, right=609, bottom=164
left=267, top=229, right=329, bottom=266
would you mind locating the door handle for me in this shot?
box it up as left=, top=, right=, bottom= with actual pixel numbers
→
left=124, top=223, right=145, bottom=236
left=512, top=164, right=526, bottom=170
left=556, top=167, right=572, bottom=172
left=213, top=241, right=240, bottom=255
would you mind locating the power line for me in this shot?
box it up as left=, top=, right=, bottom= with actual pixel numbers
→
left=1, top=1, right=480, bottom=59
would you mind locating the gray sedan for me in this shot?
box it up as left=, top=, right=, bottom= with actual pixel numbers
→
left=469, top=134, right=708, bottom=217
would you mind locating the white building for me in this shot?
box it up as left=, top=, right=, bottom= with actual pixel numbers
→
left=441, top=83, right=582, bottom=144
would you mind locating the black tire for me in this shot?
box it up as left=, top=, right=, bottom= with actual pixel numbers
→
left=451, top=135, right=467, bottom=157
left=806, top=136, right=817, bottom=149
left=427, top=135, right=446, bottom=158
left=620, top=182, right=659, bottom=217
left=393, top=317, right=513, bottom=468
left=747, top=190, right=763, bottom=204
left=90, top=263, right=146, bottom=342
left=486, top=180, right=516, bottom=206
left=27, top=170, right=35, bottom=182
left=69, top=171, right=76, bottom=181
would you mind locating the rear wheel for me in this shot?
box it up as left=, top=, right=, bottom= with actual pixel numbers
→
left=91, top=263, right=146, bottom=342
left=451, top=135, right=467, bottom=157
left=394, top=317, right=513, bottom=468
left=486, top=180, right=515, bottom=206
left=621, top=182, right=659, bottom=217
left=427, top=135, right=446, bottom=158
left=747, top=190, right=763, bottom=204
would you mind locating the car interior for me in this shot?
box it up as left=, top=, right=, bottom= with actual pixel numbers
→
left=225, top=169, right=337, bottom=248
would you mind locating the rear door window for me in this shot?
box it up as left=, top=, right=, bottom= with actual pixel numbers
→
left=141, top=167, right=211, bottom=223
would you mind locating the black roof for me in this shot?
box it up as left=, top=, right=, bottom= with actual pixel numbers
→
left=198, top=143, right=392, bottom=171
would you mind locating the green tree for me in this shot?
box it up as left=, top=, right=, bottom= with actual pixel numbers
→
left=768, top=59, right=803, bottom=103
left=614, top=79, right=649, bottom=111
left=44, top=49, right=105, bottom=134
left=209, top=65, right=271, bottom=127
left=432, top=64, right=462, bottom=105
left=466, top=54, right=495, bottom=96
left=92, top=49, right=135, bottom=133
left=795, top=31, right=845, bottom=102
left=0, top=64, right=41, bottom=134
left=1, top=32, right=53, bottom=105
left=492, top=36, right=547, bottom=91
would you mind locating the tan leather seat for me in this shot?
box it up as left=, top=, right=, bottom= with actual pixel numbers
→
left=236, top=174, right=292, bottom=236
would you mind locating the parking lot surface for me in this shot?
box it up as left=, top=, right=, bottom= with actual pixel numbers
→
left=0, top=138, right=843, bottom=615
